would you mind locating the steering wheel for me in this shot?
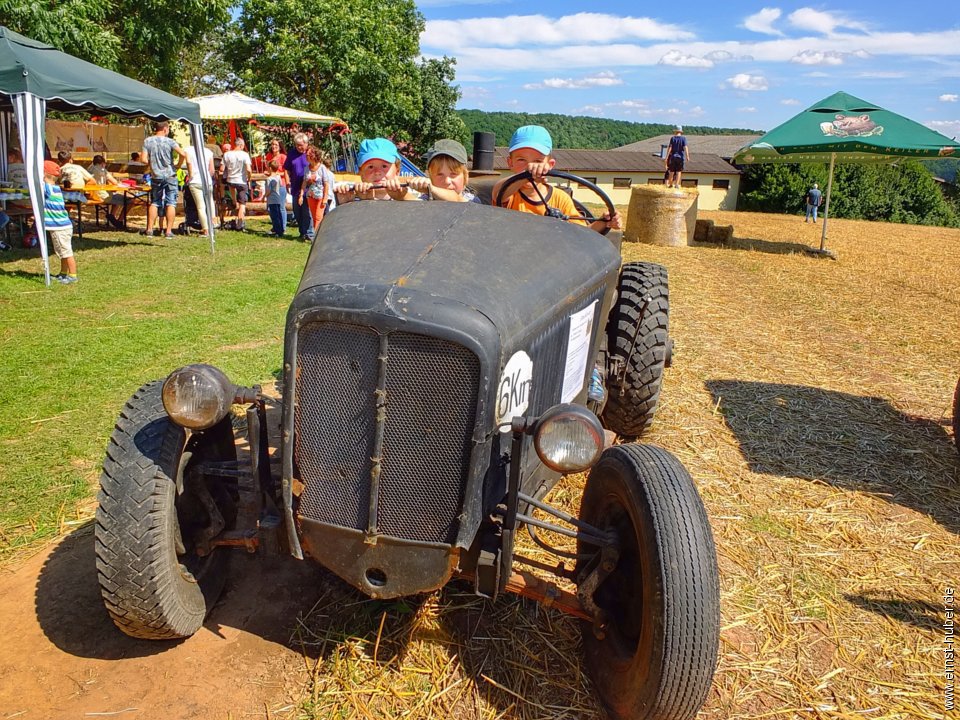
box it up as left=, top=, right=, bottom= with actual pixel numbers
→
left=494, top=170, right=617, bottom=235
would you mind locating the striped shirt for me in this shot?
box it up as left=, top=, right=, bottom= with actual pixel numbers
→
left=43, top=183, right=72, bottom=230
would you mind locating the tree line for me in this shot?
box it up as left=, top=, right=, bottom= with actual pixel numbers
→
left=457, top=110, right=759, bottom=150
left=739, top=161, right=960, bottom=228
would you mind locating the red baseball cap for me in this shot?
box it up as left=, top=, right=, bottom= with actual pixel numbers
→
left=43, top=160, right=60, bottom=177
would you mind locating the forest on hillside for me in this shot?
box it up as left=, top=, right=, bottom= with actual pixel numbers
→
left=457, top=110, right=760, bottom=150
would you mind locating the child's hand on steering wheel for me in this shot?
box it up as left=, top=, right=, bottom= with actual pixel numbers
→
left=526, top=160, right=553, bottom=179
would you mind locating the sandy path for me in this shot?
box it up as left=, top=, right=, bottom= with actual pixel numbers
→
left=0, top=527, right=326, bottom=719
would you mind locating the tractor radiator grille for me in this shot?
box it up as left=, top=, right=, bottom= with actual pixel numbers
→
left=294, top=322, right=479, bottom=544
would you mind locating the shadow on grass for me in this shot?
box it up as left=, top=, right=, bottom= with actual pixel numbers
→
left=706, top=380, right=960, bottom=535
left=843, top=592, right=946, bottom=633
left=694, top=235, right=816, bottom=256
left=36, top=525, right=600, bottom=715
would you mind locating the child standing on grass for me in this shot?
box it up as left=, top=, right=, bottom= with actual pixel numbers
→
left=405, top=139, right=480, bottom=203
left=301, top=146, right=332, bottom=237
left=493, top=125, right=620, bottom=233
left=42, top=160, right=78, bottom=284
left=265, top=159, right=287, bottom=237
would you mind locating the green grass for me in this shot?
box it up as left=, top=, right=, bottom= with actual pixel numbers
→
left=0, top=217, right=308, bottom=555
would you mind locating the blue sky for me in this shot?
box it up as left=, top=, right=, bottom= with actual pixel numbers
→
left=416, top=1, right=960, bottom=139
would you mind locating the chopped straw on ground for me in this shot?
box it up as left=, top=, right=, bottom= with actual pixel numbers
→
left=263, top=210, right=960, bottom=720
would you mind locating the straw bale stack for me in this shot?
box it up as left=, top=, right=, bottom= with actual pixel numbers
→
left=695, top=218, right=734, bottom=244
left=694, top=218, right=714, bottom=242
left=623, top=185, right=698, bottom=246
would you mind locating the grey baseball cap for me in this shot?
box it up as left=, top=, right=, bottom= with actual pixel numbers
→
left=424, top=139, right=468, bottom=165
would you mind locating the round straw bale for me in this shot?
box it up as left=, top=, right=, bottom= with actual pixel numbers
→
left=623, top=185, right=698, bottom=246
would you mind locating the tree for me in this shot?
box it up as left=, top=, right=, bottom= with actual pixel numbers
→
left=224, top=0, right=424, bottom=139
left=408, top=57, right=468, bottom=157
left=111, top=0, right=232, bottom=92
left=0, top=0, right=231, bottom=93
left=0, top=0, right=120, bottom=69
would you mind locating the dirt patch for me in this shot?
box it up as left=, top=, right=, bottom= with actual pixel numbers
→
left=0, top=526, right=323, bottom=719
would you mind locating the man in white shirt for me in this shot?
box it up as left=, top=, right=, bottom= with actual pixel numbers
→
left=220, top=137, right=252, bottom=231
left=185, top=144, right=215, bottom=233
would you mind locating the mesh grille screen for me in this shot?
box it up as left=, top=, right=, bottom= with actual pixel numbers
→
left=294, top=322, right=479, bottom=544
left=296, top=323, right=378, bottom=530
left=379, top=333, right=479, bottom=543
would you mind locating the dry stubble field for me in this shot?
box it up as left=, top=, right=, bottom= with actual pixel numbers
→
left=2, top=208, right=958, bottom=720
left=280, top=209, right=960, bottom=720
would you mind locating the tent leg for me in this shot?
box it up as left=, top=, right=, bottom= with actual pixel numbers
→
left=820, top=152, right=835, bottom=251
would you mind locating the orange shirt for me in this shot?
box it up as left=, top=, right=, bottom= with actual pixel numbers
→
left=503, top=184, right=587, bottom=226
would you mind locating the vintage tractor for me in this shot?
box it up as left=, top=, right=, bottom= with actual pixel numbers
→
left=95, top=173, right=719, bottom=720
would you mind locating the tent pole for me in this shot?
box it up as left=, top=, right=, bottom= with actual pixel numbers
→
left=820, top=152, right=835, bottom=251
left=189, top=123, right=215, bottom=254
left=12, top=93, right=51, bottom=285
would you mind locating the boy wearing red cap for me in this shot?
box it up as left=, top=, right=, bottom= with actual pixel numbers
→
left=42, top=160, right=78, bottom=283
left=493, top=125, right=620, bottom=233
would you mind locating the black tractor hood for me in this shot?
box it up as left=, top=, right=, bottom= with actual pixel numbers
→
left=295, top=201, right=620, bottom=340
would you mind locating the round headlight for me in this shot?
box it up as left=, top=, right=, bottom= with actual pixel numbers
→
left=161, top=364, right=234, bottom=430
left=533, top=404, right=604, bottom=473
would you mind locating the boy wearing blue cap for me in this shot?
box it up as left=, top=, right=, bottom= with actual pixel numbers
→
left=493, top=125, right=620, bottom=232
left=335, top=138, right=417, bottom=203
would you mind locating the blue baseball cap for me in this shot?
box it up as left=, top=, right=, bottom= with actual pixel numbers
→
left=357, top=138, right=399, bottom=167
left=509, top=125, right=553, bottom=155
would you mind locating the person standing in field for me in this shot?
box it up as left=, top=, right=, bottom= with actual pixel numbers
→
left=805, top=183, right=823, bottom=223
left=42, top=160, right=79, bottom=283
left=185, top=143, right=215, bottom=234
left=665, top=125, right=689, bottom=188
left=284, top=133, right=313, bottom=241
left=221, top=137, right=252, bottom=232
left=142, top=120, right=186, bottom=238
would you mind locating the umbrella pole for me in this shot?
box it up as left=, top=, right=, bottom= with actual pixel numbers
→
left=820, top=152, right=835, bottom=251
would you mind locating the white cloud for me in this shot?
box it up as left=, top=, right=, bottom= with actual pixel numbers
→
left=791, top=50, right=846, bottom=65
left=658, top=50, right=713, bottom=68
left=724, top=73, right=769, bottom=91
left=927, top=119, right=960, bottom=139
left=577, top=100, right=704, bottom=120
left=421, top=13, right=693, bottom=50
left=781, top=98, right=801, bottom=105
left=704, top=50, right=751, bottom=63
left=744, top=8, right=783, bottom=36
left=524, top=71, right=623, bottom=90
left=433, top=28, right=960, bottom=76
left=855, top=71, right=906, bottom=79
left=575, top=105, right=606, bottom=116
left=738, top=106, right=758, bottom=113
left=940, top=94, right=959, bottom=102
left=787, top=8, right=869, bottom=36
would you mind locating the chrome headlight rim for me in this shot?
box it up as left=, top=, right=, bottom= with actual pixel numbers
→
left=532, top=403, right=605, bottom=473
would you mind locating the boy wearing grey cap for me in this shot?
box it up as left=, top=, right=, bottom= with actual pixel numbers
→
left=406, top=139, right=480, bottom=203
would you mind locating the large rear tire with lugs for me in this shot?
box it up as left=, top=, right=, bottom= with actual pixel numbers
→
left=601, top=262, right=670, bottom=439
left=95, top=381, right=237, bottom=639
left=577, top=443, right=719, bottom=720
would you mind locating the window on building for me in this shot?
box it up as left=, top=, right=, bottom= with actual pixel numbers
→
left=712, top=179, right=730, bottom=190
left=613, top=177, right=632, bottom=188
left=648, top=178, right=666, bottom=185
left=582, top=177, right=597, bottom=185
left=681, top=179, right=698, bottom=188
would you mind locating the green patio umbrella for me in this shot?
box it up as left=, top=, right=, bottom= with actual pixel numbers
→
left=732, top=90, right=960, bottom=255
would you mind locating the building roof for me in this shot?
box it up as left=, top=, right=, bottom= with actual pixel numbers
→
left=489, top=147, right=740, bottom=175
left=614, top=134, right=762, bottom=159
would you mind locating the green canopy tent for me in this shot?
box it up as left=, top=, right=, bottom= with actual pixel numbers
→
left=0, top=26, right=215, bottom=284
left=732, top=91, right=960, bottom=255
